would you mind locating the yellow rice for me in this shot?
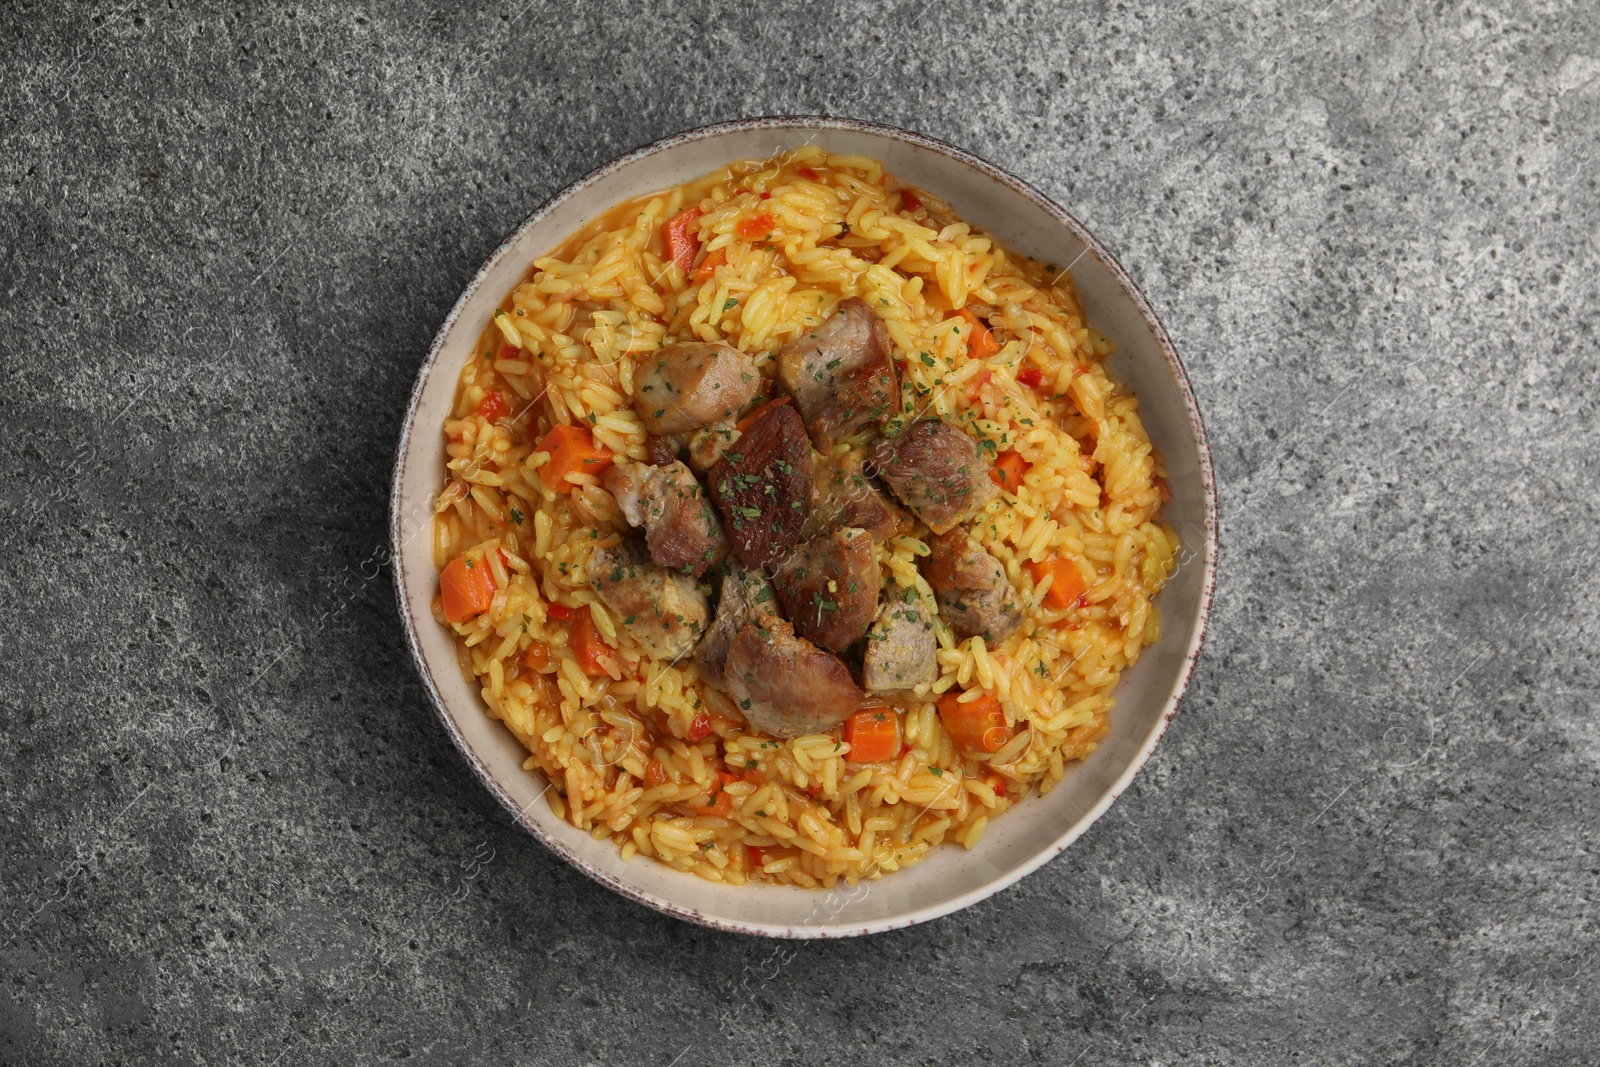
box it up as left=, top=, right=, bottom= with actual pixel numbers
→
left=430, top=147, right=1178, bottom=888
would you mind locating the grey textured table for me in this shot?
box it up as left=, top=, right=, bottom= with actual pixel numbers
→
left=3, top=2, right=1597, bottom=1064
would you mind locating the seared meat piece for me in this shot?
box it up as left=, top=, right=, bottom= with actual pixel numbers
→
left=644, top=433, right=681, bottom=466
left=922, top=529, right=1023, bottom=643
left=723, top=616, right=864, bottom=738
left=585, top=541, right=709, bottom=661
left=603, top=461, right=729, bottom=578
left=686, top=419, right=740, bottom=474
left=776, top=298, right=900, bottom=449
left=707, top=402, right=814, bottom=570
left=773, top=527, right=879, bottom=652
left=871, top=419, right=997, bottom=533
left=639, top=462, right=729, bottom=577
left=863, top=593, right=938, bottom=692
left=694, top=561, right=777, bottom=691
left=803, top=448, right=911, bottom=542
left=603, top=461, right=652, bottom=528
left=634, top=342, right=760, bottom=435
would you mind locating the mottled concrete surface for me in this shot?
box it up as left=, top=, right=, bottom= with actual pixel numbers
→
left=2, top=1, right=1597, bottom=1063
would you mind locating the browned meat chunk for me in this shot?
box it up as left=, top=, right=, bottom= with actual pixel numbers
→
left=863, top=592, right=938, bottom=692
left=644, top=433, right=681, bottom=466
left=772, top=527, right=879, bottom=652
left=871, top=419, right=997, bottom=533
left=922, top=529, right=1023, bottom=643
left=694, top=561, right=777, bottom=691
left=723, top=616, right=863, bottom=738
left=634, top=342, right=760, bottom=435
left=686, top=419, right=739, bottom=474
left=640, top=462, right=728, bottom=577
left=803, top=448, right=911, bottom=542
left=585, top=541, right=708, bottom=661
left=776, top=298, right=900, bottom=449
left=603, top=461, right=652, bottom=528
left=604, top=461, right=729, bottom=578
left=707, top=402, right=814, bottom=570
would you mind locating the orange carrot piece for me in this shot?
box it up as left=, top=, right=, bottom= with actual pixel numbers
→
left=937, top=690, right=1009, bottom=754
left=736, top=212, right=776, bottom=240
left=523, top=643, right=550, bottom=672
left=958, top=308, right=999, bottom=360
left=570, top=606, right=616, bottom=678
left=693, top=248, right=727, bottom=283
left=439, top=554, right=496, bottom=624
left=692, top=771, right=741, bottom=815
left=1025, top=556, right=1088, bottom=609
left=664, top=207, right=703, bottom=274
left=536, top=423, right=613, bottom=492
left=991, top=449, right=1030, bottom=493
left=643, top=759, right=667, bottom=787
left=842, top=706, right=901, bottom=763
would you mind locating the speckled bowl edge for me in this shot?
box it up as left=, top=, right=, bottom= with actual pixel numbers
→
left=389, top=116, right=1218, bottom=939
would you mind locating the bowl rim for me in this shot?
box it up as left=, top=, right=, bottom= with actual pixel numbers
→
left=389, top=115, right=1218, bottom=938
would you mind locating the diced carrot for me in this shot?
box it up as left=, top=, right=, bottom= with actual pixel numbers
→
left=957, top=308, right=999, bottom=360
left=570, top=606, right=616, bottom=678
left=901, top=188, right=922, bottom=211
left=842, top=706, right=901, bottom=763
left=796, top=166, right=821, bottom=180
left=535, top=423, right=613, bottom=492
left=693, top=248, right=727, bottom=283
left=664, top=207, right=703, bottom=275
left=1015, top=367, right=1043, bottom=388
left=1025, top=556, right=1088, bottom=609
left=546, top=602, right=573, bottom=622
left=523, top=643, right=549, bottom=672
left=735, top=394, right=789, bottom=432
left=937, top=690, right=1009, bottom=754
left=991, top=449, right=1030, bottom=493
left=685, top=710, right=714, bottom=743
left=736, top=212, right=776, bottom=240
left=644, top=759, right=667, bottom=787
left=478, top=388, right=509, bottom=421
left=439, top=554, right=496, bottom=624
left=692, top=771, right=741, bottom=816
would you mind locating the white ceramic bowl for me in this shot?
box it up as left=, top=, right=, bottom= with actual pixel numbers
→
left=391, top=117, right=1217, bottom=938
